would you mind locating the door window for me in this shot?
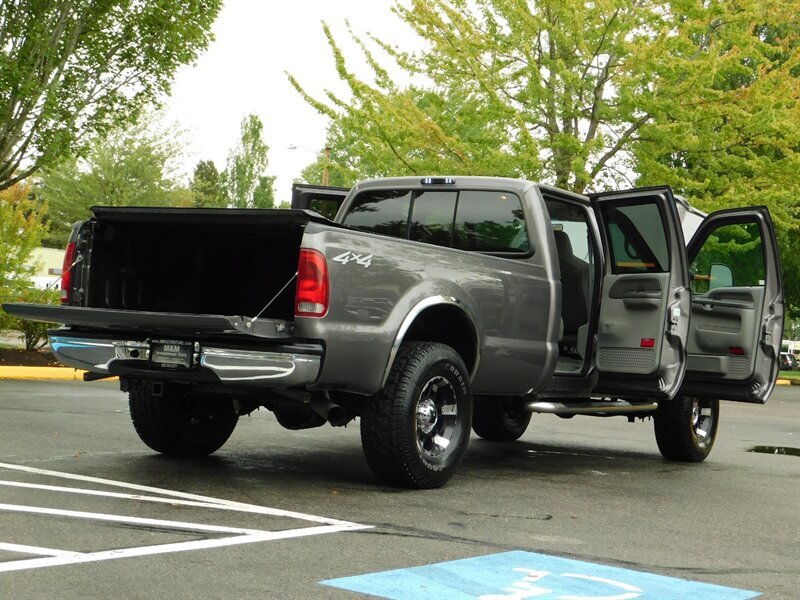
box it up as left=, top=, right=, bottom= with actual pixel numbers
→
left=690, top=222, right=765, bottom=293
left=309, top=199, right=340, bottom=220
left=601, top=201, right=669, bottom=273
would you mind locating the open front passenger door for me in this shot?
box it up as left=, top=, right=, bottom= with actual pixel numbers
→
left=679, top=207, right=783, bottom=403
left=590, top=187, right=691, bottom=400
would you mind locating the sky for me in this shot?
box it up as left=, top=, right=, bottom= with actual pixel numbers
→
left=163, top=0, right=417, bottom=203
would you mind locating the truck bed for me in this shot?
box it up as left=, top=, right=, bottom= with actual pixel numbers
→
left=82, top=207, right=332, bottom=321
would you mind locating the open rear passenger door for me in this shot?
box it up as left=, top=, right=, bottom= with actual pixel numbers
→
left=291, top=183, right=350, bottom=219
left=590, top=187, right=691, bottom=400
left=679, top=207, right=783, bottom=403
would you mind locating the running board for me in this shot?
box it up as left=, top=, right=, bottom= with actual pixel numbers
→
left=526, top=400, right=658, bottom=416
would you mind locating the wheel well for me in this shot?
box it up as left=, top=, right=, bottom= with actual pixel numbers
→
left=403, top=305, right=478, bottom=374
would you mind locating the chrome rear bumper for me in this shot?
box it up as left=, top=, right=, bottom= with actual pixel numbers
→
left=50, top=335, right=321, bottom=388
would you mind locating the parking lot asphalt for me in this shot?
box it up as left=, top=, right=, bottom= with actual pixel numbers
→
left=1, top=380, right=798, bottom=599
left=2, top=365, right=797, bottom=385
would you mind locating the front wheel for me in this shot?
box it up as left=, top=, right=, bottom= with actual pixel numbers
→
left=360, top=342, right=472, bottom=489
left=129, top=382, right=238, bottom=457
left=654, top=396, right=719, bottom=462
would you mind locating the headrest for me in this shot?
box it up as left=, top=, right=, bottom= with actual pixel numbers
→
left=553, top=229, right=573, bottom=257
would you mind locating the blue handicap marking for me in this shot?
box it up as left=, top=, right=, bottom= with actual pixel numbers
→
left=321, top=550, right=760, bottom=599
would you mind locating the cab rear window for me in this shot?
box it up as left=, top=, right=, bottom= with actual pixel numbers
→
left=341, top=188, right=530, bottom=254
left=341, top=190, right=412, bottom=238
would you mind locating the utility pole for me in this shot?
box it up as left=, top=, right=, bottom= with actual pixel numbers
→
left=322, top=146, right=331, bottom=186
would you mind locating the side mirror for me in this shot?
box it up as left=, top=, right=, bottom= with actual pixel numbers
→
left=709, top=263, right=733, bottom=290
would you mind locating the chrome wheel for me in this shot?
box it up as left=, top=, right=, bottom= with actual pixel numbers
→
left=361, top=342, right=472, bottom=488
left=416, top=376, right=458, bottom=459
left=691, top=398, right=715, bottom=449
left=654, top=396, right=719, bottom=462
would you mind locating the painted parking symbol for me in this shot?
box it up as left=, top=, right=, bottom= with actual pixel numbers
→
left=321, top=551, right=760, bottom=599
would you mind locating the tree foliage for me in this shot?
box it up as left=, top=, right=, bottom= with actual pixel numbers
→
left=292, top=0, right=676, bottom=192
left=292, top=0, right=799, bottom=311
left=38, top=115, right=193, bottom=247
left=0, top=0, right=222, bottom=190
left=0, top=179, right=54, bottom=347
left=191, top=159, right=227, bottom=208
left=223, top=114, right=274, bottom=208
left=632, top=2, right=800, bottom=314
left=252, top=175, right=277, bottom=209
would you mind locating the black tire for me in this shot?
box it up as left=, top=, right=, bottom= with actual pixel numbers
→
left=360, top=342, right=472, bottom=489
left=472, top=395, right=531, bottom=441
left=654, top=396, right=719, bottom=462
left=129, top=383, right=238, bottom=457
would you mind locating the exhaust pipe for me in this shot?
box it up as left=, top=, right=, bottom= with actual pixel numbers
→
left=310, top=397, right=349, bottom=426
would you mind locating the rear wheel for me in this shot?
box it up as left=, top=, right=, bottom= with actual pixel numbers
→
left=654, top=396, right=719, bottom=462
left=129, top=382, right=238, bottom=457
left=360, top=342, right=472, bottom=489
left=472, top=395, right=531, bottom=441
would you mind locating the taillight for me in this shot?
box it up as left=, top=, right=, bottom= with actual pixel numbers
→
left=60, top=241, right=76, bottom=304
left=295, top=249, right=329, bottom=317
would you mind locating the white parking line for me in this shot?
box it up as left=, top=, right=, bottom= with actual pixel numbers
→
left=0, top=503, right=269, bottom=535
left=0, top=480, right=238, bottom=509
left=0, top=525, right=352, bottom=573
left=0, top=462, right=359, bottom=526
left=0, top=542, right=85, bottom=559
left=0, top=462, right=372, bottom=573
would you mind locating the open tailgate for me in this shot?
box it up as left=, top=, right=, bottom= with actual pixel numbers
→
left=2, top=303, right=293, bottom=339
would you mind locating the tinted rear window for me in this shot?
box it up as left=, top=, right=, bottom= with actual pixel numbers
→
left=342, top=188, right=529, bottom=254
left=341, top=190, right=412, bottom=238
left=409, top=190, right=457, bottom=246
left=453, top=191, right=529, bottom=253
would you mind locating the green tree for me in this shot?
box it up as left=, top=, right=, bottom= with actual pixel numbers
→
left=223, top=114, right=276, bottom=208
left=191, top=159, right=227, bottom=208
left=38, top=115, right=193, bottom=247
left=293, top=0, right=799, bottom=311
left=0, top=0, right=221, bottom=191
left=292, top=0, right=676, bottom=191
left=632, top=3, right=800, bottom=314
left=0, top=179, right=55, bottom=349
left=252, top=175, right=276, bottom=209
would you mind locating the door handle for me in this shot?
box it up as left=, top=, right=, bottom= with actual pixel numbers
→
left=692, top=298, right=754, bottom=310
left=623, top=290, right=662, bottom=299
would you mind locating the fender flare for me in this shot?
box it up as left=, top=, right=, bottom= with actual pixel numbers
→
left=379, top=295, right=480, bottom=389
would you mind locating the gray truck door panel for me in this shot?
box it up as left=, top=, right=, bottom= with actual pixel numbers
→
left=590, top=187, right=691, bottom=399
left=679, top=207, right=783, bottom=403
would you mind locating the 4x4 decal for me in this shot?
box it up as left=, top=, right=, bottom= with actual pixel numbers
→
left=333, top=250, right=373, bottom=268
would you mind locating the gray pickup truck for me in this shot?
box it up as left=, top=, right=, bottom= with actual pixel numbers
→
left=4, top=176, right=784, bottom=488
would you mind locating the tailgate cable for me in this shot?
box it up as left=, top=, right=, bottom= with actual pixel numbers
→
left=251, top=272, right=298, bottom=322
left=44, top=253, right=83, bottom=292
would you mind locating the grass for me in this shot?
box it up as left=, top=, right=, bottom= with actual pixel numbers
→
left=779, top=371, right=800, bottom=380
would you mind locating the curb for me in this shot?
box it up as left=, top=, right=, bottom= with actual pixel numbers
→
left=776, top=379, right=800, bottom=386
left=0, top=366, right=88, bottom=380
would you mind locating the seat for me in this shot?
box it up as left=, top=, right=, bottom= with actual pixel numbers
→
left=553, top=230, right=590, bottom=352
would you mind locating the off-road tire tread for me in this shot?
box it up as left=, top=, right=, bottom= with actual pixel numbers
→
left=129, top=383, right=237, bottom=457
left=361, top=342, right=471, bottom=489
left=472, top=395, right=531, bottom=441
left=654, top=396, right=719, bottom=462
